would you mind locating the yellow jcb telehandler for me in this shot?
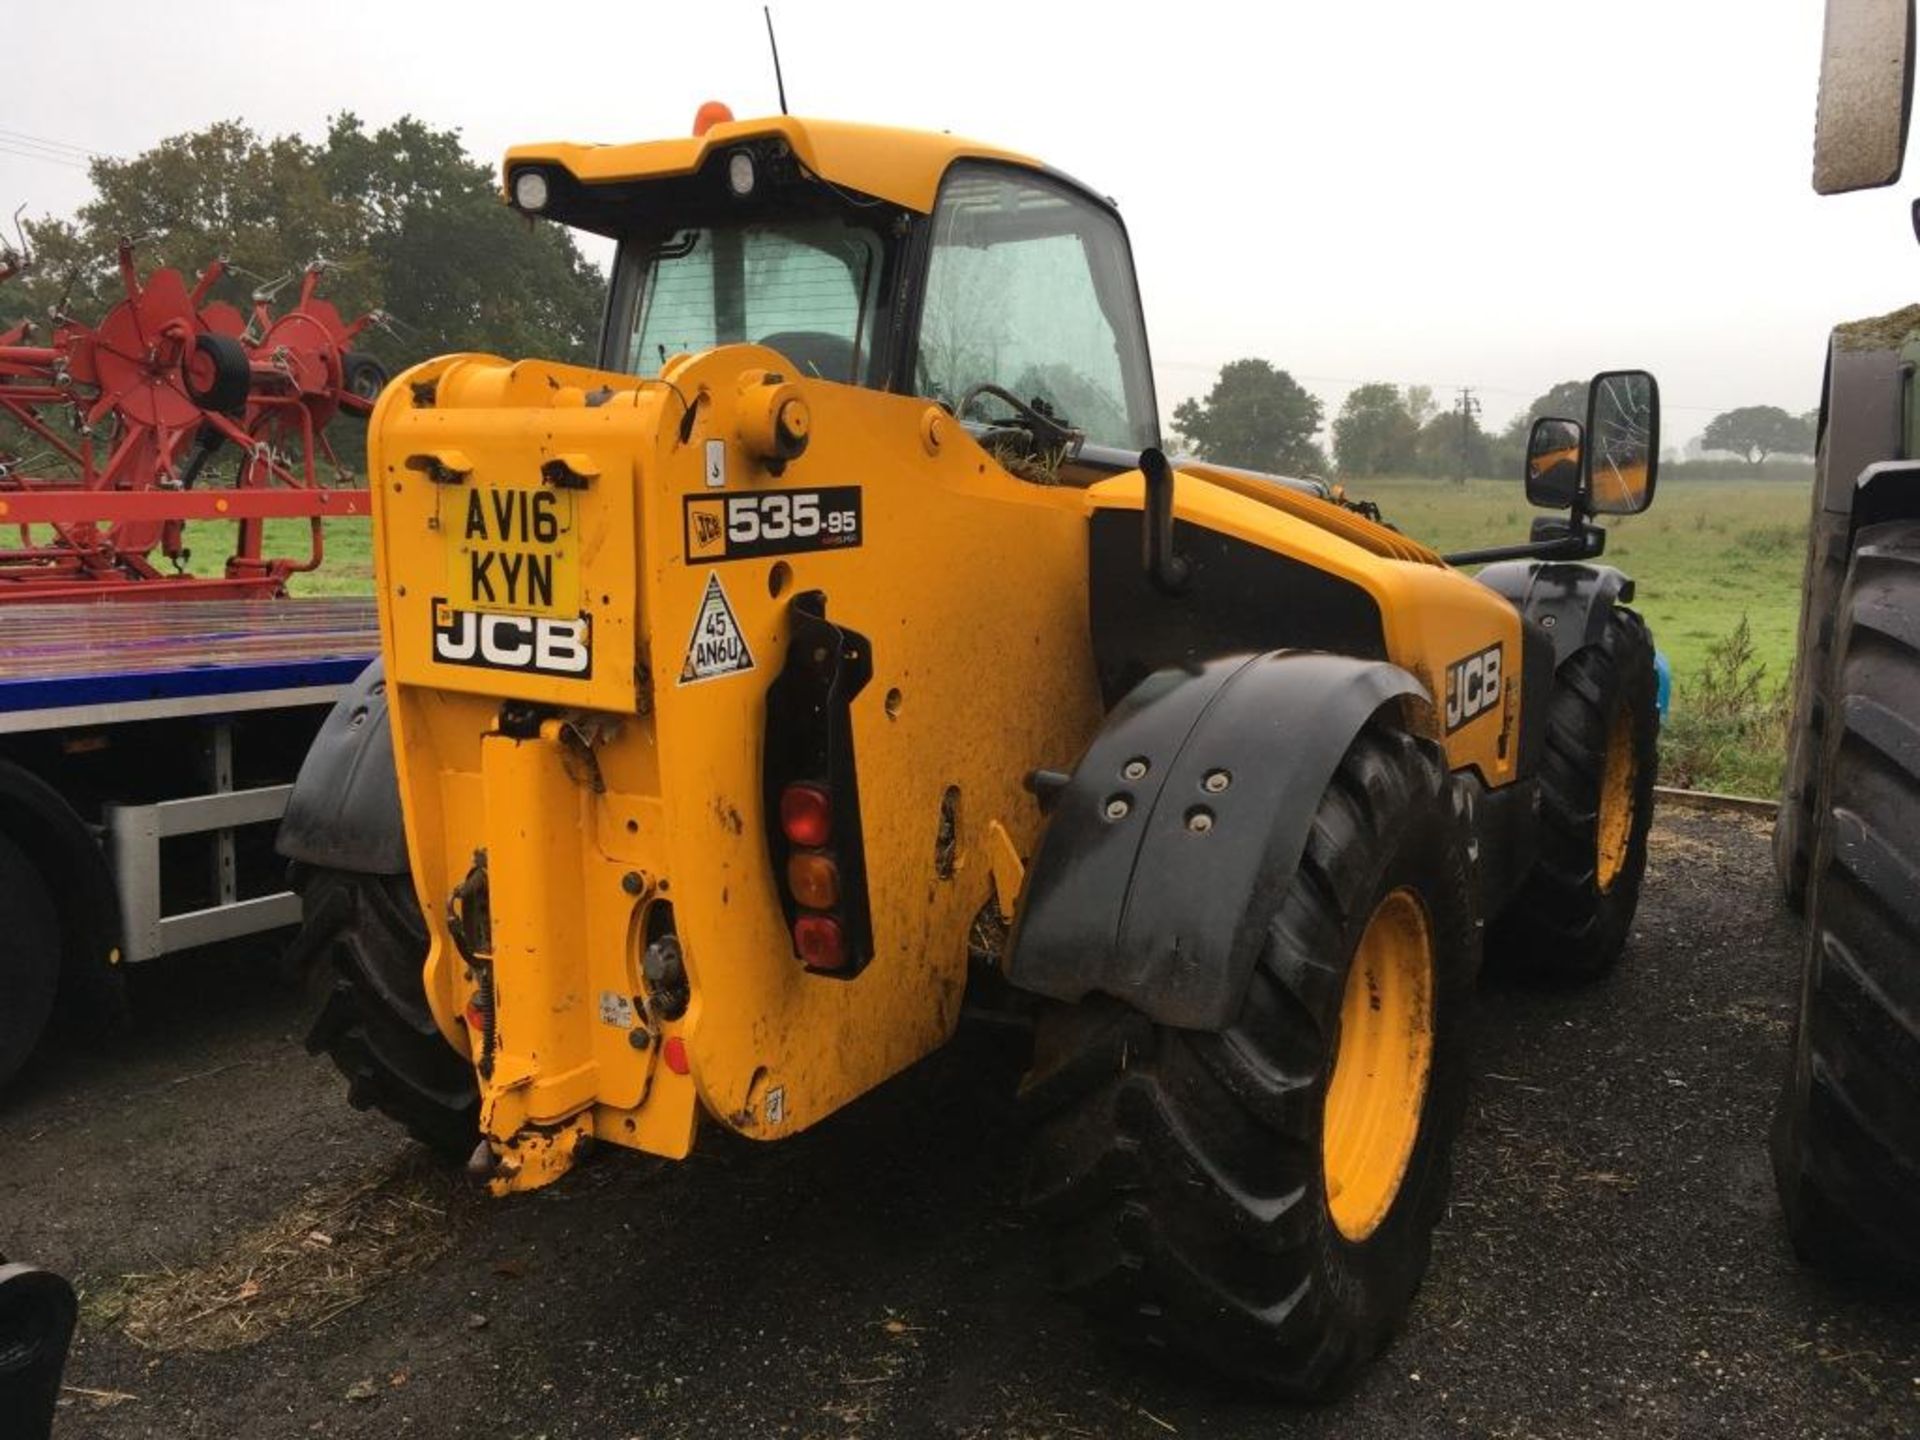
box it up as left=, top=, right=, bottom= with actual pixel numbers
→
left=279, top=108, right=1663, bottom=1394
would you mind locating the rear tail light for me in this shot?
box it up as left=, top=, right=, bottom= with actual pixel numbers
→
left=780, top=783, right=833, bottom=847
left=786, top=852, right=840, bottom=909
left=765, top=592, right=875, bottom=977
left=793, top=915, right=847, bottom=971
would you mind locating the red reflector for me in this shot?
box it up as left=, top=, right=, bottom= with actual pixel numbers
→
left=463, top=999, right=486, bottom=1032
left=780, top=784, right=833, bottom=847
left=693, top=100, right=734, bottom=137
left=794, top=914, right=847, bottom=971
left=663, top=1035, right=689, bottom=1075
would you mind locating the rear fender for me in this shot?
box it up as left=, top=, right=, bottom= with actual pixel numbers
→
left=1004, top=650, right=1426, bottom=1032
left=277, top=660, right=408, bottom=876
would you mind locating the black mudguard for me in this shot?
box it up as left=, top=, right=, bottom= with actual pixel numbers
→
left=1474, top=560, right=1632, bottom=668
left=277, top=659, right=409, bottom=876
left=1854, top=458, right=1920, bottom=530
left=1005, top=650, right=1426, bottom=1032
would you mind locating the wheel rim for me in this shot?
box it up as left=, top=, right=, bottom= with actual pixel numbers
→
left=1323, top=887, right=1436, bottom=1242
left=1596, top=701, right=1637, bottom=894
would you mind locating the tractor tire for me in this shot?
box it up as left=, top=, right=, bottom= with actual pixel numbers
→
left=294, top=865, right=478, bottom=1159
left=1489, top=607, right=1659, bottom=981
left=1775, top=507, right=1852, bottom=912
left=1020, top=722, right=1477, bottom=1397
left=183, top=332, right=251, bottom=415
left=0, top=832, right=59, bottom=1090
left=1771, top=520, right=1920, bottom=1281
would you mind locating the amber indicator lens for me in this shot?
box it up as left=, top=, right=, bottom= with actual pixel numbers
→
left=787, top=852, right=840, bottom=909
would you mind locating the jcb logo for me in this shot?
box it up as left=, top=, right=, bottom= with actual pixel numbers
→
left=1444, top=644, right=1502, bottom=732
left=431, top=600, right=591, bottom=678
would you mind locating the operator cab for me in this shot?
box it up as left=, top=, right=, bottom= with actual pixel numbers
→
left=505, top=112, right=1161, bottom=484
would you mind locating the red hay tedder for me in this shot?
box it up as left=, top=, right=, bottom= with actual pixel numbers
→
left=0, top=239, right=379, bottom=602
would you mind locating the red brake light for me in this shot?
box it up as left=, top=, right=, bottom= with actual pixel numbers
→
left=663, top=1035, right=690, bottom=1075
left=794, top=915, right=847, bottom=971
left=780, top=783, right=833, bottom=848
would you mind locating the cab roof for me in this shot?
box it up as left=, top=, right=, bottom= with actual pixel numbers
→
left=504, top=115, right=1039, bottom=215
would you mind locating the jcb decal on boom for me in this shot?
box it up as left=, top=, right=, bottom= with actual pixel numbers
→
left=1444, top=643, right=1502, bottom=732
left=431, top=599, right=592, bottom=677
left=684, top=487, right=862, bottom=561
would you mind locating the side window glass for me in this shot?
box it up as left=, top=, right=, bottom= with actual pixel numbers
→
left=918, top=166, right=1156, bottom=452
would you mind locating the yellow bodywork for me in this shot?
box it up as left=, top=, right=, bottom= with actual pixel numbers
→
left=369, top=342, right=1522, bottom=1193
left=507, top=116, right=1035, bottom=217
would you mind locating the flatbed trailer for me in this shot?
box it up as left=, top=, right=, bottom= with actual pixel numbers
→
left=0, top=598, right=377, bottom=1084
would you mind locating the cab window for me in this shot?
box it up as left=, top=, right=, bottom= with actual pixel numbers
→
left=916, top=164, right=1158, bottom=453
left=617, top=218, right=887, bottom=384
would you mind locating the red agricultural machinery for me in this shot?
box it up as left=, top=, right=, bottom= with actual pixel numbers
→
left=0, top=238, right=377, bottom=601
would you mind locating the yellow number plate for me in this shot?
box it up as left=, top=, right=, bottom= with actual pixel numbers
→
left=441, top=484, right=580, bottom=617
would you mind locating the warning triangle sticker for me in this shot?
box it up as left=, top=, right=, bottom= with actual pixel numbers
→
left=678, top=571, right=755, bottom=685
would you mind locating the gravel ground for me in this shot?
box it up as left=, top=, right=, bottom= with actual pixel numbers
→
left=3, top=807, right=1917, bottom=1439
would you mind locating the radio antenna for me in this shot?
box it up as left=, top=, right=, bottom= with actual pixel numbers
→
left=764, top=6, right=789, bottom=115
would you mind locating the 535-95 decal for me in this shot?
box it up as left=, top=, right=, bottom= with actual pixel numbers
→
left=684, top=487, right=862, bottom=562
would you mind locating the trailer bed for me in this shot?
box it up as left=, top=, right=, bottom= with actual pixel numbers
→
left=0, top=597, right=379, bottom=732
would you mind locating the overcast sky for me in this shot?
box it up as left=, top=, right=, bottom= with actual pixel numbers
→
left=5, top=0, right=1916, bottom=443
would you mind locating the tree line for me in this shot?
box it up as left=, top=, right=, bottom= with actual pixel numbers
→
left=1172, top=360, right=1818, bottom=478
left=4, top=124, right=1815, bottom=485
left=3, top=115, right=606, bottom=374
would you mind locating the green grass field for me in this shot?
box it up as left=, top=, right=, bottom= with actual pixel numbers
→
left=1353, top=477, right=1808, bottom=684
left=239, top=474, right=1809, bottom=797
left=1358, top=476, right=1807, bottom=797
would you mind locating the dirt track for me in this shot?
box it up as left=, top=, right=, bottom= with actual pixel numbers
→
left=4, top=808, right=1918, bottom=1439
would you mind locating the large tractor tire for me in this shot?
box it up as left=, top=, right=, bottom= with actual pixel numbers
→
left=293, top=866, right=478, bottom=1159
left=1772, top=520, right=1920, bottom=1280
left=1020, top=722, right=1476, bottom=1397
left=0, top=832, right=60, bottom=1090
left=1775, top=504, right=1853, bottom=912
left=1490, top=608, right=1659, bottom=981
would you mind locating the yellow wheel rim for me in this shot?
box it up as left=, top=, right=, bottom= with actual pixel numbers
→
left=1323, top=887, right=1435, bottom=1243
left=1596, top=702, right=1637, bottom=894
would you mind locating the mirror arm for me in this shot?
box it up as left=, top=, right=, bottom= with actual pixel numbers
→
left=1442, top=522, right=1605, bottom=568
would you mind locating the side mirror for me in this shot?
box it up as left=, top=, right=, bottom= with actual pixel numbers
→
left=1585, top=369, right=1660, bottom=515
left=1525, top=417, right=1585, bottom=509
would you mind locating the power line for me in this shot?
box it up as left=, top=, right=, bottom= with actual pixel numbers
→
left=0, top=142, right=89, bottom=171
left=0, top=127, right=103, bottom=158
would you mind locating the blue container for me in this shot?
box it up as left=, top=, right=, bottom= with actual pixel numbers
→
left=1654, top=650, right=1672, bottom=720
